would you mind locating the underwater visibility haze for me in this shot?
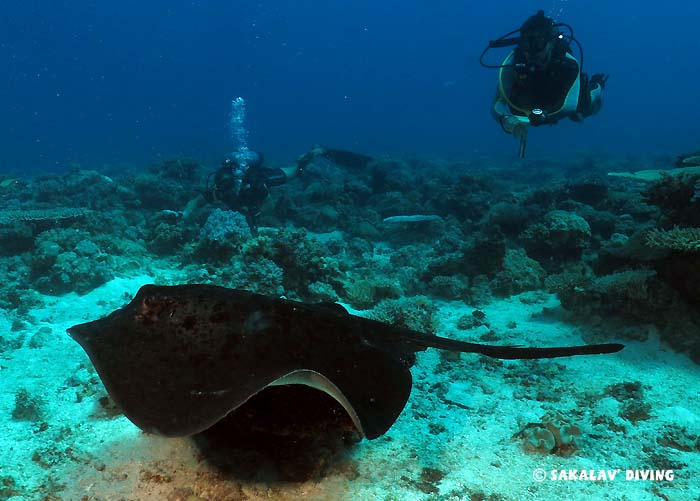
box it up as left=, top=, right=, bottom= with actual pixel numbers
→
left=2, top=0, right=700, bottom=170
left=1, top=1, right=700, bottom=500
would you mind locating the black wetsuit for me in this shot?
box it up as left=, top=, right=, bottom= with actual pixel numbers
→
left=506, top=42, right=597, bottom=124
left=510, top=50, right=579, bottom=118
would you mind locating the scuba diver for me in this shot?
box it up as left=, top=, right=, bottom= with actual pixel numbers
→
left=183, top=145, right=374, bottom=235
left=480, top=10, right=609, bottom=157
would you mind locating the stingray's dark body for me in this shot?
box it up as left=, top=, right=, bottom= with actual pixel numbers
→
left=68, top=284, right=623, bottom=440
left=69, top=284, right=421, bottom=438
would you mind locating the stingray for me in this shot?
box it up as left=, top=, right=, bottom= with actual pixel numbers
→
left=67, top=284, right=623, bottom=440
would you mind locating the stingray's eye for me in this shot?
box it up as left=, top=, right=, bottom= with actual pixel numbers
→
left=137, top=296, right=179, bottom=324
left=136, top=298, right=160, bottom=323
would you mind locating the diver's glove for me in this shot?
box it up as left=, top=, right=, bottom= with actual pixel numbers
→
left=500, top=115, right=528, bottom=136
left=589, top=73, right=610, bottom=90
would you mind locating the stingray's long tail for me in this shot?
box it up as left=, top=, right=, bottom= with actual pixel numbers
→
left=409, top=333, right=623, bottom=359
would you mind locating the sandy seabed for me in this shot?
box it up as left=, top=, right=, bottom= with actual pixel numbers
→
left=1, top=272, right=698, bottom=501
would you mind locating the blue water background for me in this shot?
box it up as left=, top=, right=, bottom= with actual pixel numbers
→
left=2, top=0, right=698, bottom=171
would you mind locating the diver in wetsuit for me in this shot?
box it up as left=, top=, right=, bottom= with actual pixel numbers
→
left=184, top=146, right=374, bottom=235
left=480, top=10, right=609, bottom=157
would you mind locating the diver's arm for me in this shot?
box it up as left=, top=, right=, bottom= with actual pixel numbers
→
left=576, top=73, right=608, bottom=119
left=322, top=148, right=374, bottom=169
left=492, top=91, right=529, bottom=134
left=588, top=84, right=603, bottom=116
left=296, top=145, right=374, bottom=172
left=491, top=90, right=509, bottom=125
left=584, top=80, right=603, bottom=116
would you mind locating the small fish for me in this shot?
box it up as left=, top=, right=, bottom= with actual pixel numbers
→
left=383, top=214, right=443, bottom=224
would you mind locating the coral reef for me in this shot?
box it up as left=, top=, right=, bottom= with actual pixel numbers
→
left=196, top=209, right=251, bottom=260
left=608, top=166, right=700, bottom=183
left=521, top=210, right=591, bottom=262
left=370, top=295, right=437, bottom=334
left=12, top=388, right=46, bottom=422
left=0, top=207, right=91, bottom=225
left=491, top=249, right=546, bottom=295
left=518, top=412, right=581, bottom=456
left=3, top=151, right=700, bottom=500
left=606, top=381, right=653, bottom=423
left=645, top=227, right=700, bottom=252
left=343, top=275, right=403, bottom=309
left=558, top=269, right=672, bottom=325
left=31, top=230, right=114, bottom=294
left=2, top=154, right=698, bottom=362
left=675, top=150, right=700, bottom=167
left=642, top=171, right=700, bottom=226
left=242, top=228, right=341, bottom=299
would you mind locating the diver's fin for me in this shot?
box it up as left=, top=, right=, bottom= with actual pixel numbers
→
left=323, top=148, right=374, bottom=169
